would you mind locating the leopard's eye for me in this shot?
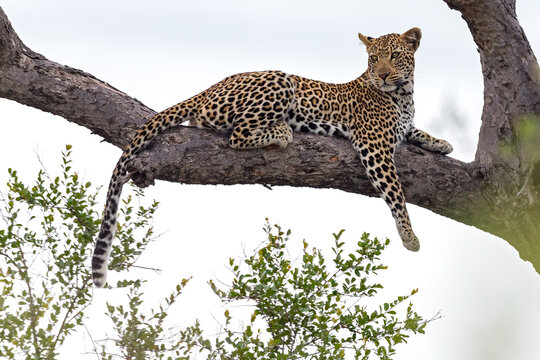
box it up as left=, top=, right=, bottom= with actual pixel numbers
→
left=370, top=55, right=378, bottom=62
left=391, top=51, right=400, bottom=59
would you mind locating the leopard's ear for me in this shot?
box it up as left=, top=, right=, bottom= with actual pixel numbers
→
left=400, top=27, right=422, bottom=52
left=358, top=33, right=374, bottom=48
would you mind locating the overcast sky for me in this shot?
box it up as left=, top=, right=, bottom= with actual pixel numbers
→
left=1, top=1, right=540, bottom=359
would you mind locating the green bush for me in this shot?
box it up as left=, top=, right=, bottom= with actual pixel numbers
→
left=101, top=222, right=431, bottom=360
left=0, top=146, right=433, bottom=359
left=0, top=146, right=156, bottom=359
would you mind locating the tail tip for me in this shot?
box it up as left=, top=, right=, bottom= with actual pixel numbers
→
left=92, top=271, right=107, bottom=288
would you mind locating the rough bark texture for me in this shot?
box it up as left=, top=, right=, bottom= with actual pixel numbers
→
left=442, top=0, right=540, bottom=266
left=0, top=3, right=539, bottom=271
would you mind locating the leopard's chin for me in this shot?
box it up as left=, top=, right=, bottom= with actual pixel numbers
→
left=379, top=83, right=397, bottom=92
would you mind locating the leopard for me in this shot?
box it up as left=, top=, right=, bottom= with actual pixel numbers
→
left=91, top=27, right=453, bottom=287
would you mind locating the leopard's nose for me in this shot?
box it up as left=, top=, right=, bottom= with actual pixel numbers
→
left=378, top=72, right=390, bottom=80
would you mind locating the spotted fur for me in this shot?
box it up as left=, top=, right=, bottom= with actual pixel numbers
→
left=92, top=27, right=453, bottom=287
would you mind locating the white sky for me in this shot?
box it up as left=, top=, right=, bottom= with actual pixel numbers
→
left=0, top=0, right=539, bottom=359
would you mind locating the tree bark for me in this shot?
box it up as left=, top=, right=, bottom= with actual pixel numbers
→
left=442, top=0, right=540, bottom=266
left=0, top=3, right=539, bottom=271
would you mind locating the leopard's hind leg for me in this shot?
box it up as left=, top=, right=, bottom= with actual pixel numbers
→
left=229, top=120, right=293, bottom=149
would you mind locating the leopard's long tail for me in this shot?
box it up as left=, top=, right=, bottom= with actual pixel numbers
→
left=92, top=102, right=194, bottom=287
left=91, top=154, right=130, bottom=287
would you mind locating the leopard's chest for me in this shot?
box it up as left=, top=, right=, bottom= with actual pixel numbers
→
left=392, top=93, right=415, bottom=142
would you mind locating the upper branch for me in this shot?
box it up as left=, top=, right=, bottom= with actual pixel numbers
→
left=443, top=0, right=540, bottom=168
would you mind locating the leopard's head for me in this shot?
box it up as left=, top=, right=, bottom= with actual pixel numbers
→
left=358, top=27, right=421, bottom=92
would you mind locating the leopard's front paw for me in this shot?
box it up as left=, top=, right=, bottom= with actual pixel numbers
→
left=433, top=139, right=453, bottom=155
left=403, top=236, right=420, bottom=252
left=399, top=228, right=420, bottom=252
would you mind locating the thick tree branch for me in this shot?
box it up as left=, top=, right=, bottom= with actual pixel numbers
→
left=1, top=4, right=539, bottom=272
left=0, top=8, right=154, bottom=148
left=442, top=0, right=540, bottom=268
left=443, top=0, right=540, bottom=168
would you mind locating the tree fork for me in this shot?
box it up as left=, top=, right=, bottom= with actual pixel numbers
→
left=0, top=4, right=539, bottom=271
